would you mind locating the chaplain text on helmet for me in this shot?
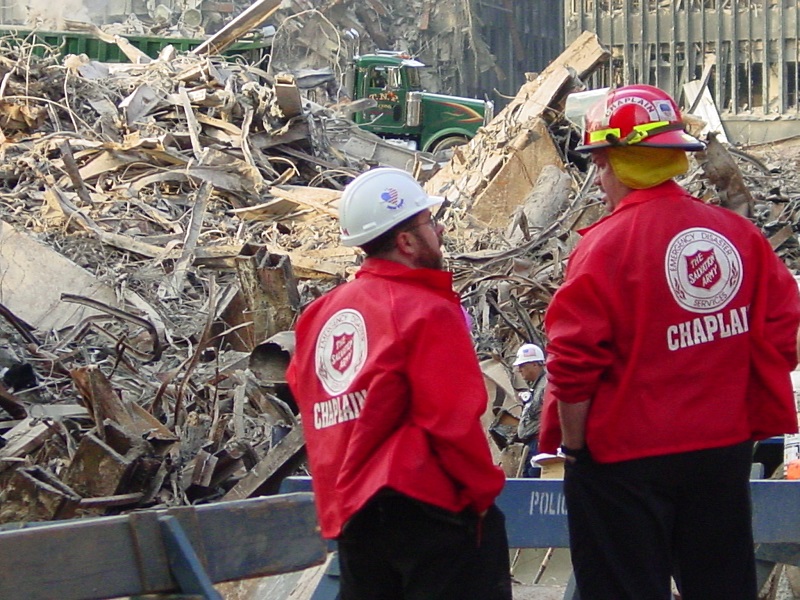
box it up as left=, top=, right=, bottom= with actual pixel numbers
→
left=575, top=84, right=705, bottom=152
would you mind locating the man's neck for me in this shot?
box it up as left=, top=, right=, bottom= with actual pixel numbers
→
left=374, top=248, right=417, bottom=269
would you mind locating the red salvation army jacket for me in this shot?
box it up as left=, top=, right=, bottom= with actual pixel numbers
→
left=541, top=180, right=800, bottom=463
left=286, top=258, right=505, bottom=538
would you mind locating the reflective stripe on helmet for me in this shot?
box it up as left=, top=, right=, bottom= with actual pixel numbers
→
left=588, top=120, right=680, bottom=146
left=576, top=84, right=704, bottom=153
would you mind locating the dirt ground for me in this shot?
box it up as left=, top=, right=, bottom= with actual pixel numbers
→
left=513, top=582, right=568, bottom=599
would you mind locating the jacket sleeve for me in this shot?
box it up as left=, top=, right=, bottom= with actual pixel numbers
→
left=538, top=385, right=561, bottom=454
left=405, top=302, right=505, bottom=513
left=545, top=251, right=616, bottom=405
left=758, top=238, right=800, bottom=370
left=747, top=234, right=800, bottom=438
left=517, top=400, right=538, bottom=442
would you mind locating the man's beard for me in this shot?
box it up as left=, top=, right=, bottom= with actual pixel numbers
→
left=411, top=231, right=444, bottom=270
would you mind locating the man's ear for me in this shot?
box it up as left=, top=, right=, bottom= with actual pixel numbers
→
left=394, top=229, right=417, bottom=256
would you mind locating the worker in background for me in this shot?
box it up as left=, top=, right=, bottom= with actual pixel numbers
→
left=286, top=167, right=512, bottom=600
left=541, top=84, right=800, bottom=600
left=513, top=343, right=546, bottom=477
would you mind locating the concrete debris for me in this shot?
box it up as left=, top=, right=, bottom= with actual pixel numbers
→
left=0, top=23, right=798, bottom=594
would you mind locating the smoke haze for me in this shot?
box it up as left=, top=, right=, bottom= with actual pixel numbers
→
left=24, top=0, right=92, bottom=28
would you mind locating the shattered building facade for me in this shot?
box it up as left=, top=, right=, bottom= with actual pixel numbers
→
left=474, top=1, right=565, bottom=100
left=567, top=0, right=800, bottom=144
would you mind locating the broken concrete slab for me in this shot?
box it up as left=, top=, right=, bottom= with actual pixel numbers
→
left=471, top=120, right=567, bottom=229
left=0, top=221, right=150, bottom=332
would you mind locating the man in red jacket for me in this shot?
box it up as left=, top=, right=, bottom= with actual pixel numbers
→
left=286, top=167, right=511, bottom=600
left=543, top=84, right=800, bottom=600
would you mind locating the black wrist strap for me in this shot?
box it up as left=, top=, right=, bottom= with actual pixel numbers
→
left=560, top=445, right=591, bottom=460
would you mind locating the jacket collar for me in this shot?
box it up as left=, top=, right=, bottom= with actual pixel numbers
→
left=357, top=257, right=457, bottom=296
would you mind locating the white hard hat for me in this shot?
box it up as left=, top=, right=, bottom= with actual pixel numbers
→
left=339, top=167, right=443, bottom=247
left=513, top=343, right=544, bottom=366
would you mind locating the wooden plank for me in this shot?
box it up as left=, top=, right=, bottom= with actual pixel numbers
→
left=0, top=493, right=325, bottom=600
left=230, top=197, right=301, bottom=220
left=268, top=185, right=341, bottom=218
left=288, top=254, right=350, bottom=279
left=0, top=418, right=53, bottom=472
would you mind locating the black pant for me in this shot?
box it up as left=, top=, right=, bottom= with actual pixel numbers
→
left=337, top=491, right=512, bottom=600
left=564, top=441, right=757, bottom=600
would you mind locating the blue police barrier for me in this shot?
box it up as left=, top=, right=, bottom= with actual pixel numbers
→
left=280, top=476, right=800, bottom=600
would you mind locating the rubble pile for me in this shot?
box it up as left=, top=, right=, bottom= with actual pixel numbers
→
left=0, top=37, right=371, bottom=522
left=1, top=28, right=800, bottom=526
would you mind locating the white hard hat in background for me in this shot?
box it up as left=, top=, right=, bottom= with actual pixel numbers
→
left=338, top=167, right=443, bottom=247
left=513, top=343, right=545, bottom=365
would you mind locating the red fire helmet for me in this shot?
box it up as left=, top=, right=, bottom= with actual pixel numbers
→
left=575, top=84, right=705, bottom=152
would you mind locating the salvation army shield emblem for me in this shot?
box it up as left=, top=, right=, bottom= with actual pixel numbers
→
left=331, top=332, right=354, bottom=374
left=665, top=228, right=743, bottom=314
left=315, top=309, right=368, bottom=395
left=685, top=248, right=720, bottom=290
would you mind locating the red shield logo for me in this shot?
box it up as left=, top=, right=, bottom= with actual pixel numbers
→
left=331, top=333, right=354, bottom=374
left=685, top=248, right=720, bottom=290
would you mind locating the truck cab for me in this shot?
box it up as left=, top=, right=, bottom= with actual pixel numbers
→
left=347, top=51, right=493, bottom=153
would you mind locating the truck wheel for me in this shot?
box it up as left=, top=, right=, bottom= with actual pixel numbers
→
left=431, top=135, right=469, bottom=153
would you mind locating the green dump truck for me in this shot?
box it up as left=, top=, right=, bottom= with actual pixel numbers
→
left=345, top=51, right=494, bottom=153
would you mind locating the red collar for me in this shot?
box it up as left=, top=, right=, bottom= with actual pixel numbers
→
left=357, top=258, right=456, bottom=295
